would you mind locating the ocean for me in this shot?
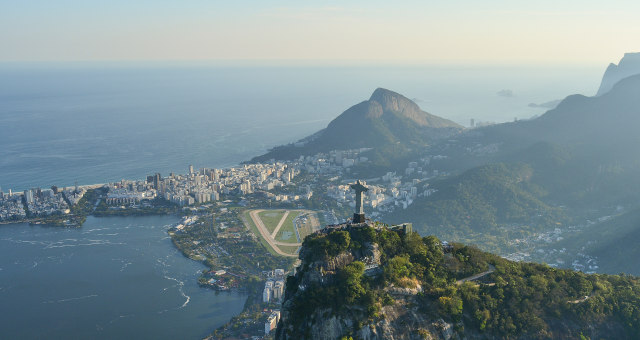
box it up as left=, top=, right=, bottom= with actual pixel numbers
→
left=1, top=62, right=603, bottom=192
left=0, top=62, right=605, bottom=338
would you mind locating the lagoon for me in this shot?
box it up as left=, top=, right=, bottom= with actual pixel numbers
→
left=0, top=215, right=245, bottom=339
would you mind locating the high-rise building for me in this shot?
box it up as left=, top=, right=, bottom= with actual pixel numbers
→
left=24, top=190, right=34, bottom=204
left=189, top=165, right=194, bottom=175
left=264, top=310, right=280, bottom=335
left=273, top=280, right=284, bottom=300
left=262, top=287, right=271, bottom=303
left=410, top=186, right=418, bottom=198
left=153, top=173, right=162, bottom=189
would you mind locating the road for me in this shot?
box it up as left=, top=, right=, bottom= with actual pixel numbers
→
left=456, top=264, right=496, bottom=285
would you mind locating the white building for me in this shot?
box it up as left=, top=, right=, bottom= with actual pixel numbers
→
left=265, top=310, right=281, bottom=335
left=263, top=287, right=272, bottom=303
left=273, top=280, right=284, bottom=300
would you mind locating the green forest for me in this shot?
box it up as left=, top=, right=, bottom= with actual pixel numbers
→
left=281, top=226, right=640, bottom=339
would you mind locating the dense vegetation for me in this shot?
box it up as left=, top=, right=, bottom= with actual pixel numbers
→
left=387, top=162, right=567, bottom=249
left=69, top=187, right=106, bottom=216
left=555, top=207, right=640, bottom=276
left=280, top=226, right=640, bottom=339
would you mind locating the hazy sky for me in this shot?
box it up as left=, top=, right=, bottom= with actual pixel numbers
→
left=1, top=0, right=639, bottom=64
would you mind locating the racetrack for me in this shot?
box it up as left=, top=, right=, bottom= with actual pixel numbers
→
left=249, top=209, right=300, bottom=257
left=246, top=209, right=320, bottom=257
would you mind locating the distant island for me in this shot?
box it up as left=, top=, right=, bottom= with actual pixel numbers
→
left=527, top=99, right=561, bottom=109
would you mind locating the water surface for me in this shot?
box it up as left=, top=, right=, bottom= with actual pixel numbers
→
left=0, top=215, right=245, bottom=339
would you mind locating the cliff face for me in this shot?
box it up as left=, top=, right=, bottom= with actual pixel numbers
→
left=280, top=298, right=455, bottom=340
left=276, top=224, right=640, bottom=340
left=596, top=52, right=640, bottom=96
left=367, top=88, right=459, bottom=128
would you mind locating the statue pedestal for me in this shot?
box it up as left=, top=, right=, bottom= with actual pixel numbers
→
left=353, top=213, right=366, bottom=223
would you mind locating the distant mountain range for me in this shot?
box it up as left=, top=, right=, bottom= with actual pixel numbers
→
left=472, top=73, right=640, bottom=150
left=274, top=59, right=640, bottom=338
left=386, top=66, right=640, bottom=271
left=596, top=52, right=640, bottom=96
left=251, top=55, right=640, bottom=275
left=251, top=88, right=461, bottom=163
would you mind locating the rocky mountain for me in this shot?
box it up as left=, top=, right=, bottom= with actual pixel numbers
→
left=276, top=223, right=640, bottom=339
left=596, top=52, right=640, bottom=96
left=452, top=73, right=640, bottom=206
left=251, top=88, right=462, bottom=163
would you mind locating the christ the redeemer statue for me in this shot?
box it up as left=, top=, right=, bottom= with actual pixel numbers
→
left=350, top=180, right=368, bottom=223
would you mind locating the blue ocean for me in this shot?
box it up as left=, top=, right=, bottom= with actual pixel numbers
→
left=0, top=62, right=602, bottom=192
left=0, top=62, right=604, bottom=339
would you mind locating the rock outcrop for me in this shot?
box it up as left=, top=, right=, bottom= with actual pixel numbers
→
left=596, top=52, right=640, bottom=96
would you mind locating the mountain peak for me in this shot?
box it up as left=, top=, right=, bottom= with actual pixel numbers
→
left=250, top=88, right=461, bottom=163
left=596, top=52, right=640, bottom=96
left=369, top=88, right=421, bottom=118
left=368, top=88, right=446, bottom=127
left=369, top=87, right=408, bottom=102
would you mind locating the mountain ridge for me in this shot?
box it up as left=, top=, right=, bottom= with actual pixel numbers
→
left=381, top=71, right=640, bottom=257
left=596, top=52, right=640, bottom=96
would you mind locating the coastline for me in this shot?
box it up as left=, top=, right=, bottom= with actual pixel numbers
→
left=1, top=146, right=326, bottom=338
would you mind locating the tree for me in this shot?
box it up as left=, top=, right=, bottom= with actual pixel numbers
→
left=338, top=261, right=366, bottom=303
left=384, top=255, right=413, bottom=284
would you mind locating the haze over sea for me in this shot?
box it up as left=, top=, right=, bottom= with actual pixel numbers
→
left=1, top=62, right=602, bottom=192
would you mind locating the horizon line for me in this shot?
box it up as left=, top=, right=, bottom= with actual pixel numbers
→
left=0, top=58, right=608, bottom=68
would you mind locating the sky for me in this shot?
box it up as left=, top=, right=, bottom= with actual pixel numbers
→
left=1, top=0, right=639, bottom=64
